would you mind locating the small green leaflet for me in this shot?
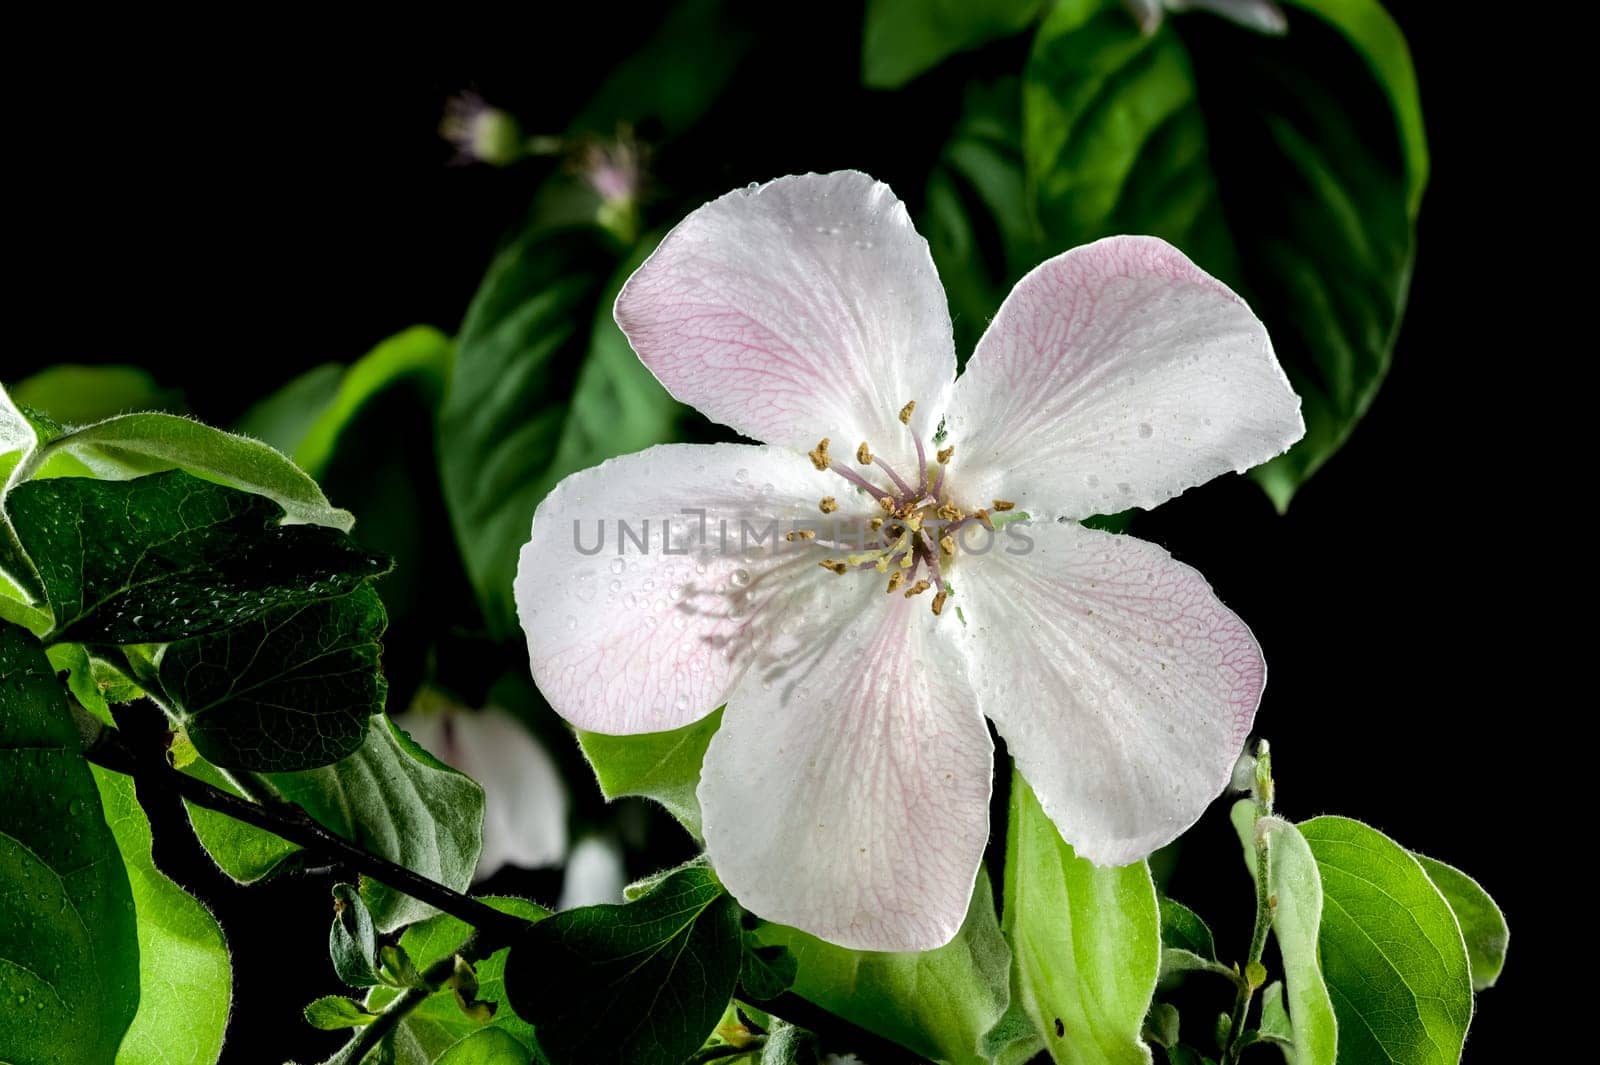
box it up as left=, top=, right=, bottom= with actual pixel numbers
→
left=1413, top=852, right=1509, bottom=991
left=576, top=707, right=723, bottom=837
left=330, top=883, right=382, bottom=987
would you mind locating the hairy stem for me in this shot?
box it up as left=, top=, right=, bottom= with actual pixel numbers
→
left=1223, top=743, right=1275, bottom=1064
left=344, top=932, right=500, bottom=1061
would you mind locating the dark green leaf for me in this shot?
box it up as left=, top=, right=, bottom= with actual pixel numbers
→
left=234, top=363, right=345, bottom=458
left=158, top=584, right=388, bottom=772
left=1301, top=816, right=1472, bottom=1065
left=1003, top=769, right=1158, bottom=1065
left=331, top=882, right=382, bottom=987
left=186, top=713, right=485, bottom=931
left=7, top=470, right=388, bottom=644
left=0, top=621, right=140, bottom=1064
left=306, top=994, right=380, bottom=1030
left=758, top=871, right=1020, bottom=1065
left=504, top=865, right=742, bottom=1065
left=1412, top=852, right=1507, bottom=991
left=739, top=935, right=797, bottom=1003
left=1158, top=895, right=1215, bottom=959
left=366, top=897, right=548, bottom=1059
left=1023, top=0, right=1426, bottom=508
left=863, top=0, right=1044, bottom=88
left=436, top=1028, right=531, bottom=1065
left=1142, top=1001, right=1180, bottom=1049
left=91, top=767, right=232, bottom=1064
left=576, top=708, right=722, bottom=837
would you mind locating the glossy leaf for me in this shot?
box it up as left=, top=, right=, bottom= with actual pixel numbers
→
left=1413, top=852, right=1508, bottom=991
left=365, top=897, right=547, bottom=1059
left=90, top=767, right=232, bottom=1065
left=1003, top=769, right=1159, bottom=1065
left=758, top=871, right=1019, bottom=1065
left=186, top=714, right=485, bottom=932
left=1300, top=816, right=1472, bottom=1065
left=158, top=584, right=388, bottom=772
left=575, top=708, right=722, bottom=837
left=0, top=622, right=140, bottom=1064
left=863, top=0, right=1044, bottom=88
left=7, top=470, right=388, bottom=644
left=1261, top=819, right=1337, bottom=1065
left=504, top=865, right=742, bottom=1065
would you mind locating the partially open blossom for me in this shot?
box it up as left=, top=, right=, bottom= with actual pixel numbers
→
left=440, top=92, right=526, bottom=167
left=395, top=701, right=568, bottom=881
left=515, top=171, right=1302, bottom=950
left=1123, top=0, right=1286, bottom=35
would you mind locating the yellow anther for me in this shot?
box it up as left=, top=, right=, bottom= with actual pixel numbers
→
left=869, top=517, right=885, bottom=531
left=899, top=552, right=915, bottom=569
left=931, top=590, right=948, bottom=616
left=886, top=571, right=905, bottom=594
left=936, top=445, right=954, bottom=464
left=785, top=529, right=816, bottom=542
left=992, top=499, right=1016, bottom=512
left=939, top=534, right=956, bottom=556
left=856, top=442, right=872, bottom=464
left=898, top=400, right=916, bottom=425
left=878, top=496, right=896, bottom=513
left=975, top=508, right=995, bottom=531
left=818, top=496, right=838, bottom=514
left=903, top=579, right=931, bottom=597
left=819, top=559, right=848, bottom=575
left=847, top=549, right=885, bottom=568
left=808, top=438, right=831, bottom=471
left=936, top=502, right=963, bottom=521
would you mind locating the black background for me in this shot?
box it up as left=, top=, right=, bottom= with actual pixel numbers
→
left=9, top=3, right=1538, bottom=1061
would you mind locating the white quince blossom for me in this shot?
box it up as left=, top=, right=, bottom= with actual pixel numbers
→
left=514, top=171, right=1303, bottom=951
left=557, top=835, right=628, bottom=910
left=395, top=702, right=568, bottom=881
left=1124, top=0, right=1287, bottom=35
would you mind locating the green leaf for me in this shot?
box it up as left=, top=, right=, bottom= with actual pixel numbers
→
left=1158, top=895, right=1216, bottom=959
left=504, top=865, right=742, bottom=1065
left=46, top=641, right=115, bottom=726
left=1257, top=981, right=1294, bottom=1047
left=89, top=766, right=232, bottom=1065
left=1023, top=0, right=1426, bottom=509
left=306, top=994, right=380, bottom=1030
left=7, top=470, right=389, bottom=644
left=739, top=934, right=797, bottom=1003
left=863, top=0, right=1044, bottom=88
left=366, top=897, right=547, bottom=1058
left=234, top=364, right=345, bottom=458
left=1300, top=816, right=1472, bottom=1065
left=331, top=882, right=382, bottom=987
left=758, top=870, right=1019, bottom=1065
left=186, top=713, right=485, bottom=932
left=1260, top=819, right=1337, bottom=1065
left=0, top=621, right=140, bottom=1064
left=157, top=584, right=388, bottom=772
left=436, top=1028, right=531, bottom=1065
left=11, top=365, right=183, bottom=425
left=576, top=708, right=722, bottom=837
left=16, top=410, right=354, bottom=529
left=1003, top=769, right=1159, bottom=1065
left=1412, top=853, right=1508, bottom=991
left=438, top=225, right=617, bottom=636
left=1142, top=1002, right=1179, bottom=1050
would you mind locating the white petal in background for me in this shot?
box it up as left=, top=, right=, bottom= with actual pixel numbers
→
left=558, top=835, right=628, bottom=910
left=395, top=705, right=568, bottom=882
left=615, top=170, right=956, bottom=470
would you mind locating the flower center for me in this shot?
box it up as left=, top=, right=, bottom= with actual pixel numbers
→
left=802, top=400, right=1014, bottom=618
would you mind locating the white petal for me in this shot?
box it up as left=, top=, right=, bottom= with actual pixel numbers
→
left=951, top=520, right=1262, bottom=864
left=699, top=588, right=992, bottom=951
left=615, top=171, right=956, bottom=467
left=558, top=836, right=627, bottom=909
left=1171, top=0, right=1287, bottom=35
left=945, top=236, right=1302, bottom=519
left=395, top=707, right=568, bottom=880
left=515, top=443, right=879, bottom=735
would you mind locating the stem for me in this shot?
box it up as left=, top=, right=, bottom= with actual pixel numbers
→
left=85, top=728, right=530, bottom=942
left=1223, top=743, right=1275, bottom=1064
left=743, top=987, right=923, bottom=1065
left=346, top=932, right=502, bottom=1061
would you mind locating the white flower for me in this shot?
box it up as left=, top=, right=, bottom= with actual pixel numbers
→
left=1123, top=0, right=1287, bottom=35
left=558, top=835, right=627, bottom=910
left=514, top=171, right=1302, bottom=950
left=395, top=703, right=568, bottom=881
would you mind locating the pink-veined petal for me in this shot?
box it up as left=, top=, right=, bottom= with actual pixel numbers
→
left=515, top=443, right=879, bottom=735
left=615, top=171, right=956, bottom=467
left=945, top=236, right=1302, bottom=519
left=952, top=519, right=1262, bottom=864
left=699, top=590, right=992, bottom=951
left=395, top=706, right=568, bottom=880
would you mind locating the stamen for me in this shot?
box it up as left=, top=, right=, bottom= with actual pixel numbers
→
left=975, top=508, right=995, bottom=531
left=809, top=438, right=831, bottom=471
left=785, top=529, right=816, bottom=542
left=899, top=400, right=916, bottom=425
left=939, top=534, right=955, bottom=556
left=931, top=590, right=948, bottom=616
left=873, top=457, right=914, bottom=497
left=932, top=462, right=946, bottom=500
left=912, top=425, right=928, bottom=494
left=903, top=579, right=931, bottom=597
left=936, top=445, right=954, bottom=464
left=885, top=571, right=905, bottom=594
left=829, top=461, right=892, bottom=498
left=818, top=496, right=838, bottom=514
left=819, top=560, right=848, bottom=575
left=992, top=499, right=1016, bottom=512
left=877, top=496, right=896, bottom=513
left=936, top=502, right=963, bottom=522
left=869, top=517, right=885, bottom=531
left=856, top=442, right=872, bottom=464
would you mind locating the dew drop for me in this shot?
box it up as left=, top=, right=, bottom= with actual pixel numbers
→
left=731, top=569, right=751, bottom=588
left=1138, top=422, right=1153, bottom=439
left=610, top=558, right=626, bottom=575
left=734, top=468, right=750, bottom=483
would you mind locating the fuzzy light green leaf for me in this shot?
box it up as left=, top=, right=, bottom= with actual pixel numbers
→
left=1004, top=769, right=1159, bottom=1065
left=1261, top=819, right=1337, bottom=1065
left=576, top=708, right=722, bottom=837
